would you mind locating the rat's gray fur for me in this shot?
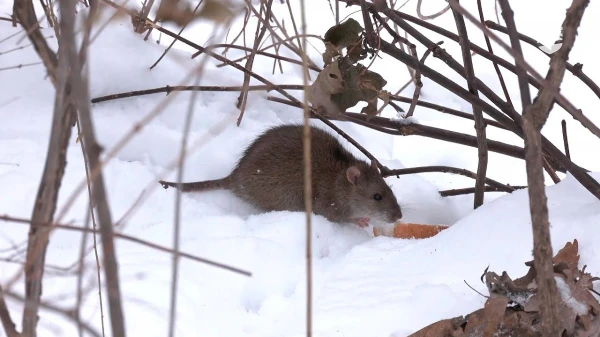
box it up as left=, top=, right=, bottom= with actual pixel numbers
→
left=159, top=124, right=403, bottom=224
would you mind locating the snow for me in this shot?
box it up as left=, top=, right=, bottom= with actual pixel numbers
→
left=1, top=0, right=600, bottom=336
left=555, top=276, right=588, bottom=316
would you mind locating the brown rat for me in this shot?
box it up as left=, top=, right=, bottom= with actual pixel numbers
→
left=159, top=124, right=403, bottom=227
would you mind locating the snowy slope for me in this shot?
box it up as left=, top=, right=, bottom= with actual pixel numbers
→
left=1, top=0, right=600, bottom=336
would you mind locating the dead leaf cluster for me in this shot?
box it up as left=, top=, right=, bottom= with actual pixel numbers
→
left=409, top=240, right=600, bottom=337
left=156, top=0, right=238, bottom=27
left=307, top=19, right=390, bottom=120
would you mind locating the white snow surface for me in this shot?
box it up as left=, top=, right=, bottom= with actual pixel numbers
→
left=1, top=0, right=600, bottom=336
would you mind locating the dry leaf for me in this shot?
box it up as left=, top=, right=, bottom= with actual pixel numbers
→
left=307, top=59, right=344, bottom=116
left=346, top=37, right=367, bottom=63
left=408, top=316, right=467, bottom=337
left=156, top=0, right=196, bottom=26
left=553, top=239, right=580, bottom=272
left=196, top=0, right=237, bottom=23
left=463, top=297, right=508, bottom=337
left=323, top=18, right=364, bottom=52
left=322, top=41, right=340, bottom=66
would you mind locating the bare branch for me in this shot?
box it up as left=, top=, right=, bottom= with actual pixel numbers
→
left=485, top=20, right=600, bottom=101
left=0, top=285, right=20, bottom=337
left=440, top=186, right=525, bottom=197
left=18, top=1, right=77, bottom=334
left=518, top=0, right=590, bottom=334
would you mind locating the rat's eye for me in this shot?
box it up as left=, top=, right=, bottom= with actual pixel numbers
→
left=373, top=193, right=382, bottom=201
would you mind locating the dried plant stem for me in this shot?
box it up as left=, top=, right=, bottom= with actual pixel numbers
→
left=76, top=199, right=93, bottom=337
left=244, top=0, right=318, bottom=70
left=298, top=0, right=313, bottom=334
left=167, top=72, right=200, bottom=337
left=451, top=1, right=488, bottom=209
left=135, top=0, right=154, bottom=33
left=168, top=17, right=233, bottom=337
left=74, top=120, right=106, bottom=337
left=61, top=0, right=126, bottom=333
left=216, top=34, right=323, bottom=68
left=237, top=0, right=274, bottom=125
left=149, top=0, right=204, bottom=70
left=193, top=41, right=322, bottom=71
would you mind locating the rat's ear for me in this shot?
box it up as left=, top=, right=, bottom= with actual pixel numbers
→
left=346, top=166, right=361, bottom=186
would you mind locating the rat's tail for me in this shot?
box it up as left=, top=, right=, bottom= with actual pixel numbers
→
left=158, top=176, right=230, bottom=192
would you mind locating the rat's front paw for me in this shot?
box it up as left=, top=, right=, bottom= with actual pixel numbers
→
left=352, top=217, right=370, bottom=228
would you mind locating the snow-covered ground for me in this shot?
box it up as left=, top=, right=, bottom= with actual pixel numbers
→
left=1, top=0, right=600, bottom=336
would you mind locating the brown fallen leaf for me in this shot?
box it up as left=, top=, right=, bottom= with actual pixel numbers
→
left=554, top=239, right=580, bottom=272
left=407, top=316, right=467, bottom=337
left=156, top=0, right=195, bottom=26
left=323, top=18, right=364, bottom=52
left=196, top=0, right=237, bottom=23
left=463, top=296, right=509, bottom=337
left=307, top=59, right=344, bottom=116
left=346, top=37, right=368, bottom=64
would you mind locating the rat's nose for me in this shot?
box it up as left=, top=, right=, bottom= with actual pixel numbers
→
left=391, top=208, right=403, bottom=222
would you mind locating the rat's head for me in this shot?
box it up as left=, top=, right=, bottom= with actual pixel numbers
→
left=344, top=162, right=403, bottom=223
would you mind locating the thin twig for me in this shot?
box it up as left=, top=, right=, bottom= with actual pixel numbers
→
left=237, top=0, right=274, bottom=126
left=451, top=0, right=488, bottom=209
left=267, top=96, right=546, bottom=168
left=440, top=186, right=522, bottom=197
left=168, top=15, right=234, bottom=337
left=476, top=0, right=512, bottom=106
left=485, top=20, right=600, bottom=101
left=5, top=288, right=101, bottom=337
left=562, top=120, right=571, bottom=160
left=299, top=0, right=312, bottom=335
left=384, top=166, right=517, bottom=192
left=76, top=199, right=93, bottom=337
left=347, top=0, right=600, bottom=199
left=90, top=84, right=304, bottom=104
left=194, top=42, right=321, bottom=72
left=285, top=0, right=302, bottom=53
left=0, top=62, right=42, bottom=71
left=149, top=0, right=205, bottom=69
left=215, top=34, right=323, bottom=68
left=0, top=215, right=252, bottom=276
